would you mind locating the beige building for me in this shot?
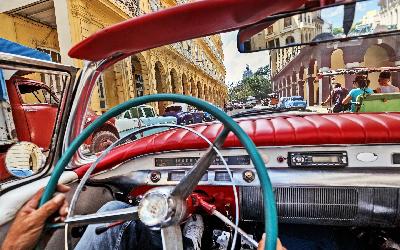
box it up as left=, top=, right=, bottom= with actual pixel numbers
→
left=0, top=0, right=227, bottom=114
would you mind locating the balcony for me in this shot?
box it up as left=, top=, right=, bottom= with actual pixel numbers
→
left=112, top=0, right=145, bottom=17
left=203, top=37, right=223, bottom=63
left=169, top=42, right=224, bottom=83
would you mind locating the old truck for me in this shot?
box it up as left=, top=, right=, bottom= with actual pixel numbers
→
left=116, top=104, right=177, bottom=138
left=6, top=76, right=119, bottom=154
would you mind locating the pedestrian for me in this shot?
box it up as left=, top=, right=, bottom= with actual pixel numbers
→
left=322, top=82, right=349, bottom=113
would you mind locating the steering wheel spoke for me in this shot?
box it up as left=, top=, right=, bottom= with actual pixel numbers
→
left=161, top=225, right=184, bottom=250
left=65, top=206, right=138, bottom=226
left=171, top=127, right=230, bottom=199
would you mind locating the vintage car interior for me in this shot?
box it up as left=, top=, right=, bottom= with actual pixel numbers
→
left=1, top=0, right=400, bottom=250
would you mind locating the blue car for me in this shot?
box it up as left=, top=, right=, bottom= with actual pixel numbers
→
left=163, top=103, right=204, bottom=125
left=285, top=96, right=307, bottom=110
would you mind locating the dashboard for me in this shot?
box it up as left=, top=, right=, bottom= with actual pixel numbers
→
left=92, top=144, right=400, bottom=227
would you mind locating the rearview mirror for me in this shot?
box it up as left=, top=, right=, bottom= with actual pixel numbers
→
left=238, top=0, right=400, bottom=52
left=5, top=142, right=45, bottom=178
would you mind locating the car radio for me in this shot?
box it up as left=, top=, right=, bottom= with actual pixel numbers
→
left=288, top=151, right=348, bottom=167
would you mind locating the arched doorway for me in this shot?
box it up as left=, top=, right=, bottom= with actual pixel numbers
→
left=363, top=44, right=395, bottom=90
left=197, top=81, right=203, bottom=99
left=155, top=61, right=167, bottom=114
left=131, top=54, right=148, bottom=97
left=182, top=73, right=190, bottom=95
left=170, top=68, right=180, bottom=94
left=190, top=78, right=197, bottom=97
left=330, top=49, right=345, bottom=89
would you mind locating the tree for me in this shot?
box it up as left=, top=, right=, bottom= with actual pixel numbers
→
left=228, top=65, right=273, bottom=102
left=332, top=27, right=344, bottom=35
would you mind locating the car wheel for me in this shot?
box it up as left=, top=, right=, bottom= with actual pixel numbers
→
left=90, top=131, right=118, bottom=153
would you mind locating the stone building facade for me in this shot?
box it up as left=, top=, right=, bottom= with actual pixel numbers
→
left=0, top=0, right=227, bottom=114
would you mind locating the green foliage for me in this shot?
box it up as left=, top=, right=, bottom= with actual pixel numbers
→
left=332, top=27, right=344, bottom=35
left=228, top=65, right=273, bottom=102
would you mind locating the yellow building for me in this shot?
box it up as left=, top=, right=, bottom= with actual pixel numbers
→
left=0, top=0, right=227, bottom=114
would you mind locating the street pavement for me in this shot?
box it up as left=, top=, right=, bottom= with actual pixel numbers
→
left=227, top=106, right=329, bottom=116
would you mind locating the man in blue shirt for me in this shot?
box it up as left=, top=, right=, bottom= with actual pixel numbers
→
left=342, top=75, right=373, bottom=112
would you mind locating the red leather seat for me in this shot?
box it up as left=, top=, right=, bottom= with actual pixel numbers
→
left=74, top=112, right=400, bottom=177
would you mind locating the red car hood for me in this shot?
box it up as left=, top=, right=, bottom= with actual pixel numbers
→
left=74, top=112, right=400, bottom=177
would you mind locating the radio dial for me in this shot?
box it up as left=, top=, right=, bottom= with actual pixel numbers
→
left=294, top=156, right=304, bottom=163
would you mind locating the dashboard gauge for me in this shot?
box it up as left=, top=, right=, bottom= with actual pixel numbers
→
left=168, top=171, right=207, bottom=181
left=155, top=155, right=250, bottom=167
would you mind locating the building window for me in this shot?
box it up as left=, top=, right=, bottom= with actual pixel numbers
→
left=97, top=75, right=107, bottom=109
left=299, top=14, right=302, bottom=22
left=36, top=48, right=61, bottom=63
left=307, top=15, right=311, bottom=23
left=284, top=17, right=292, bottom=27
left=267, top=26, right=273, bottom=34
left=285, top=36, right=295, bottom=45
left=267, top=40, right=275, bottom=48
left=275, top=38, right=280, bottom=47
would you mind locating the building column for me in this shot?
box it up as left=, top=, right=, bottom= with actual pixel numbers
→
left=393, top=60, right=400, bottom=88
left=342, top=46, right=365, bottom=90
left=54, top=0, right=74, bottom=65
left=307, top=76, right=315, bottom=106
left=298, top=80, right=305, bottom=98
left=291, top=84, right=296, bottom=96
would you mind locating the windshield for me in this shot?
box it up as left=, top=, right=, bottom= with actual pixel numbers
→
left=291, top=97, right=303, bottom=101
left=165, top=106, right=182, bottom=113
left=80, top=0, right=400, bottom=157
left=18, top=84, right=58, bottom=105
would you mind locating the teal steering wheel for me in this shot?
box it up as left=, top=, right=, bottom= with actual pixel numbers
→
left=39, top=94, right=278, bottom=250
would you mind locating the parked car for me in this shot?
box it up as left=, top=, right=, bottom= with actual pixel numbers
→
left=225, top=103, right=234, bottom=111
left=115, top=105, right=177, bottom=138
left=278, top=97, right=290, bottom=109
left=163, top=103, right=204, bottom=125
left=6, top=77, right=59, bottom=151
left=286, top=96, right=307, bottom=110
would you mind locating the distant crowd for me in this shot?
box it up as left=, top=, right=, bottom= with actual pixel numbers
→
left=322, top=71, right=400, bottom=113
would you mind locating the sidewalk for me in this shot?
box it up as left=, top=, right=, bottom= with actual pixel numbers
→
left=308, top=105, right=330, bottom=113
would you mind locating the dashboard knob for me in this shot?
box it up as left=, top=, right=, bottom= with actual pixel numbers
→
left=243, top=170, right=255, bottom=183
left=150, top=171, right=161, bottom=183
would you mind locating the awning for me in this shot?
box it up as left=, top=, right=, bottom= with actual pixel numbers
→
left=0, top=38, right=51, bottom=61
left=0, top=38, right=51, bottom=101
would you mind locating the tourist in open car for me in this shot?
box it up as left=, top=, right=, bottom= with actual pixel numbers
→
left=342, top=75, right=374, bottom=112
left=2, top=0, right=400, bottom=250
left=375, top=71, right=400, bottom=93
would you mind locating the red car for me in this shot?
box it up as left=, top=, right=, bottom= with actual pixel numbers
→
left=7, top=76, right=119, bottom=153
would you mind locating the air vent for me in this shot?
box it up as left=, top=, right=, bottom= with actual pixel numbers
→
left=240, top=187, right=358, bottom=221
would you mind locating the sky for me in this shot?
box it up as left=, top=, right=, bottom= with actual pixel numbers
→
left=221, top=31, right=269, bottom=85
left=321, top=0, right=379, bottom=28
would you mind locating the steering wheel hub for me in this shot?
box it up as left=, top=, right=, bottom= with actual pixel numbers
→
left=138, top=187, right=186, bottom=227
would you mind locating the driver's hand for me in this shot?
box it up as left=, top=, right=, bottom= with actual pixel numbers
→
left=1, top=184, right=70, bottom=250
left=257, top=234, right=286, bottom=250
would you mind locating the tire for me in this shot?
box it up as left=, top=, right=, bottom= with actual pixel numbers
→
left=90, top=131, right=118, bottom=153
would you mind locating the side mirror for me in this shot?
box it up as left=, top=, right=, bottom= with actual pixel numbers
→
left=5, top=142, right=45, bottom=178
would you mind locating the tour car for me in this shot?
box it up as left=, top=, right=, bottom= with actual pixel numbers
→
left=1, top=1, right=400, bottom=250
left=116, top=105, right=177, bottom=138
